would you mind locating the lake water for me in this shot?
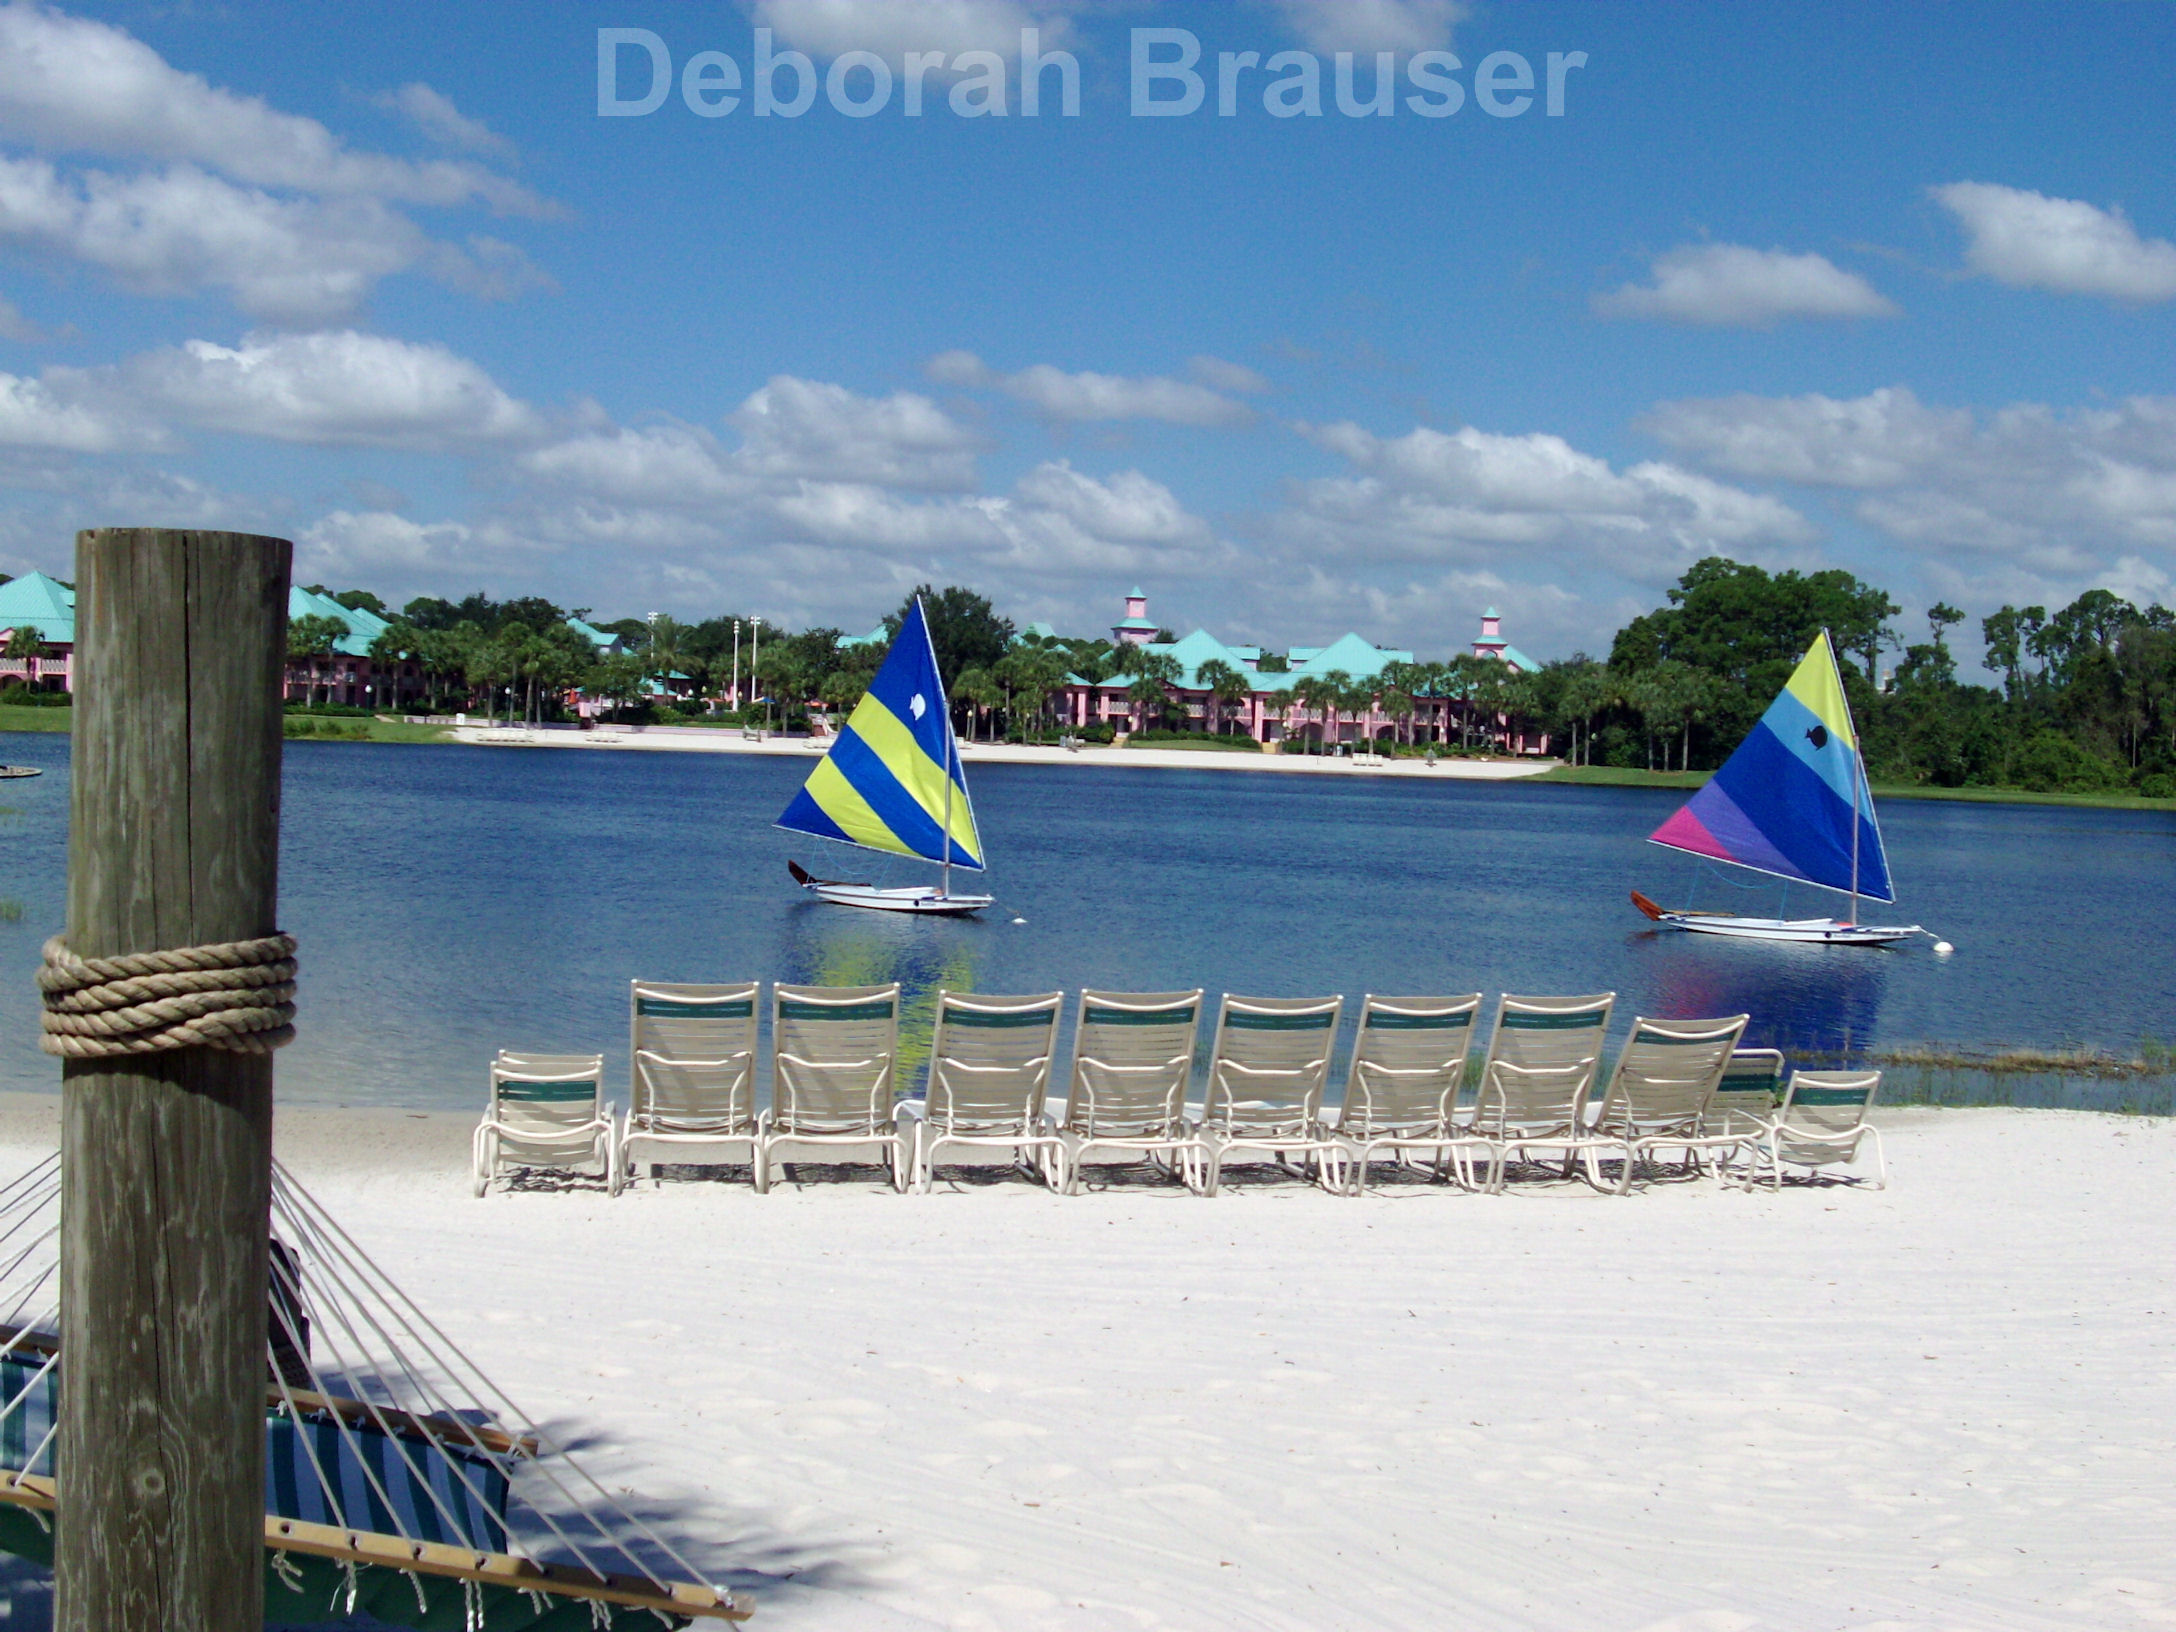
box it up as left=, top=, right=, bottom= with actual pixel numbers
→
left=0, top=732, right=2170, bottom=1113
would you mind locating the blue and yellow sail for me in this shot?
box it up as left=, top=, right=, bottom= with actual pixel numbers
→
left=1649, top=631, right=1893, bottom=902
left=776, top=598, right=984, bottom=871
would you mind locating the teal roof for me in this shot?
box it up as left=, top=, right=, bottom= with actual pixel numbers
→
left=1137, top=628, right=1266, bottom=692
left=288, top=587, right=388, bottom=657
left=1017, top=621, right=1059, bottom=643
left=0, top=571, right=76, bottom=646
left=1113, top=616, right=1160, bottom=632
left=567, top=617, right=624, bottom=652
left=1286, top=632, right=1414, bottom=685
left=839, top=624, right=888, bottom=649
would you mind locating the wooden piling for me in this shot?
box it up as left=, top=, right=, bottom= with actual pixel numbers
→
left=56, top=529, right=290, bottom=1632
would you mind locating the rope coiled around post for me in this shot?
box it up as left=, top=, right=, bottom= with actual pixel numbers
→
left=37, top=932, right=297, bottom=1057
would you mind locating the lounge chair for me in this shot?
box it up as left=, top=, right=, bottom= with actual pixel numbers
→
left=1467, top=993, right=1615, bottom=1190
left=1702, top=1047, right=1786, bottom=1176
left=1742, top=1069, right=1887, bottom=1189
left=1330, top=994, right=1491, bottom=1192
left=620, top=981, right=763, bottom=1190
left=1200, top=994, right=1345, bottom=1196
left=1052, top=989, right=1206, bottom=1194
left=1582, top=1015, right=1750, bottom=1193
left=759, top=983, right=908, bottom=1190
left=912, top=990, right=1067, bottom=1192
left=472, top=1053, right=614, bottom=1197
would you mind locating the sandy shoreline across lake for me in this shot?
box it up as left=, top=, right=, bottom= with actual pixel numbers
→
left=446, top=725, right=1559, bottom=780
left=0, top=1096, right=2168, bottom=1631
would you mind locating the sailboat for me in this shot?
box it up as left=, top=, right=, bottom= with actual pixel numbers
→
left=775, top=597, right=994, bottom=916
left=1630, top=631, right=1927, bottom=947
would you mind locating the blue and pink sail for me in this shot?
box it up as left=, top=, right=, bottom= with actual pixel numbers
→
left=1648, top=632, right=1894, bottom=903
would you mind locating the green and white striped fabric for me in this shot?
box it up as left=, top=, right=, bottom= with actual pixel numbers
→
left=0, top=1352, right=55, bottom=1476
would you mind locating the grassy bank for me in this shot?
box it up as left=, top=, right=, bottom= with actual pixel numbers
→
left=1532, top=761, right=2176, bottom=811
left=0, top=708, right=448, bottom=746
left=0, top=705, right=70, bottom=734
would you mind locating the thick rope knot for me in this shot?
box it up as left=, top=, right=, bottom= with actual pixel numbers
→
left=37, top=932, right=297, bottom=1057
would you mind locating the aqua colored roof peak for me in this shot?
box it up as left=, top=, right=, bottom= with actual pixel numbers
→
left=287, top=586, right=387, bottom=657
left=0, top=570, right=77, bottom=646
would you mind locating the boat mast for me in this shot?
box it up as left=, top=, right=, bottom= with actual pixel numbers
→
left=1841, top=630, right=1861, bottom=927
left=941, top=728, right=955, bottom=901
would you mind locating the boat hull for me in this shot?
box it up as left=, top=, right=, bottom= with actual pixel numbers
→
left=806, top=881, right=992, bottom=916
left=1649, top=910, right=1921, bottom=946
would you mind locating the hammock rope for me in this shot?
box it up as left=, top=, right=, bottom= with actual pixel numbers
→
left=0, top=1156, right=745, bottom=1626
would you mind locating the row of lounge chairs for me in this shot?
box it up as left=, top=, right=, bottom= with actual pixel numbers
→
left=471, top=984, right=1886, bottom=1197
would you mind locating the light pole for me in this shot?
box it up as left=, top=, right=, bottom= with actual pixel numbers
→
left=750, top=616, right=763, bottom=732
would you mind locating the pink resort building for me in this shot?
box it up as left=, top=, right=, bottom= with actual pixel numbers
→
left=1052, top=590, right=1548, bottom=752
left=0, top=571, right=75, bottom=692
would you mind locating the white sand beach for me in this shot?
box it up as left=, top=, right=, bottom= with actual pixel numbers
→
left=0, top=1099, right=2169, bottom=1632
left=445, top=724, right=1558, bottom=781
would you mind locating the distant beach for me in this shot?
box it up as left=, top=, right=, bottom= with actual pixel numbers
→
left=447, top=722, right=1558, bottom=780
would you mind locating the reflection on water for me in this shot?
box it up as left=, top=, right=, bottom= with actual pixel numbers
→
left=1638, top=930, right=1892, bottom=1058
left=779, top=905, right=985, bottom=1089
left=0, top=732, right=2170, bottom=1111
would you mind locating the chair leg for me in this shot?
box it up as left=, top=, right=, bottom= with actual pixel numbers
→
left=752, top=1139, right=770, bottom=1194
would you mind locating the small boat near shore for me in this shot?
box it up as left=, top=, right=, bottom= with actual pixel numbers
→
left=776, top=597, right=994, bottom=916
left=1633, top=631, right=1934, bottom=949
left=0, top=766, right=41, bottom=779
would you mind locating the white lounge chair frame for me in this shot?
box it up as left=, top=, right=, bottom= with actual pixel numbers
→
left=1468, top=993, right=1615, bottom=1191
left=473, top=1052, right=615, bottom=1197
left=1582, top=1014, right=1749, bottom=1194
left=1331, top=994, right=1492, bottom=1192
left=621, top=981, right=764, bottom=1190
left=912, top=990, right=1067, bottom=1192
left=1053, top=989, right=1206, bottom=1194
left=1702, top=1047, right=1785, bottom=1178
left=1200, top=994, right=1345, bottom=1196
left=1742, top=1069, right=1887, bottom=1189
left=759, top=983, right=909, bottom=1190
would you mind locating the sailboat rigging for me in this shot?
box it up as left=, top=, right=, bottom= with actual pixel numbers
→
left=1630, top=630, right=1930, bottom=947
left=776, top=597, right=995, bottom=916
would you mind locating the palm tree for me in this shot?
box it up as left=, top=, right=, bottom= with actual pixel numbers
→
left=1194, top=658, right=1251, bottom=737
left=286, top=614, right=346, bottom=707
left=1121, top=651, right=1181, bottom=735
left=953, top=666, right=1002, bottom=741
left=3, top=624, right=45, bottom=693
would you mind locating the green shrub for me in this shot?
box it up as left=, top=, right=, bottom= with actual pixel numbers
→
left=2136, top=771, right=2176, bottom=800
left=2009, top=732, right=2126, bottom=793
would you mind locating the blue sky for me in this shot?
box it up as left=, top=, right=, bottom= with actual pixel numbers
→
left=0, top=1, right=2172, bottom=670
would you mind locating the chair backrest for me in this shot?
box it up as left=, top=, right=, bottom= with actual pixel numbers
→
left=771, top=983, right=901, bottom=1133
left=1062, top=989, right=1203, bottom=1135
left=1473, top=994, right=1614, bottom=1136
left=629, top=981, right=760, bottom=1129
left=1590, top=1015, right=1749, bottom=1136
left=1774, top=1069, right=1882, bottom=1155
left=1340, top=993, right=1483, bottom=1136
left=1705, top=1047, right=1786, bottom=1134
left=925, top=990, right=1064, bottom=1131
left=489, top=1053, right=604, bottom=1140
left=1205, top=994, right=1343, bottom=1131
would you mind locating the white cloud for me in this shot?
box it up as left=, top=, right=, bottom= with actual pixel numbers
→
left=1645, top=383, right=2176, bottom=584
left=729, top=376, right=985, bottom=489
left=1933, top=182, right=2176, bottom=303
left=0, top=5, right=549, bottom=215
left=0, top=154, right=549, bottom=325
left=297, top=509, right=522, bottom=582
left=1266, top=0, right=1465, bottom=54
left=1279, top=419, right=1812, bottom=584
left=746, top=0, right=1072, bottom=61
left=1638, top=387, right=1971, bottom=489
left=521, top=423, right=749, bottom=506
left=1594, top=243, right=1899, bottom=327
left=0, top=368, right=144, bottom=450
left=929, top=351, right=1255, bottom=426
left=1188, top=354, right=1272, bottom=394
left=374, top=83, right=516, bottom=162
left=85, top=330, right=545, bottom=449
left=1012, top=460, right=1215, bottom=547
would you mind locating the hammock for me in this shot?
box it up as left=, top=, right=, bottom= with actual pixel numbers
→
left=0, top=1153, right=747, bottom=1628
